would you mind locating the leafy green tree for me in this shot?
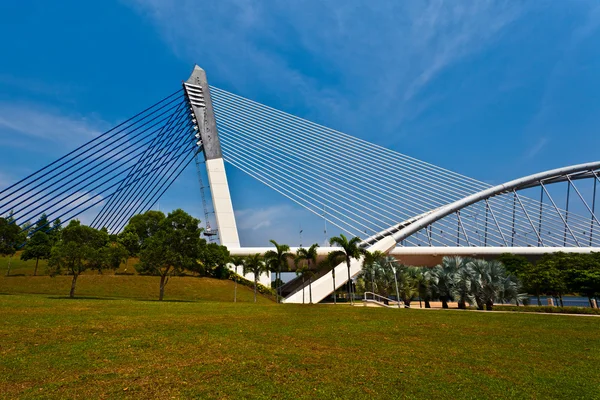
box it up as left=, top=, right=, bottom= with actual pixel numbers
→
left=47, top=220, right=109, bottom=298
left=533, top=253, right=569, bottom=306
left=48, top=219, right=62, bottom=245
left=117, top=229, right=140, bottom=270
left=243, top=253, right=268, bottom=303
left=135, top=209, right=202, bottom=301
left=229, top=256, right=245, bottom=303
left=296, top=244, right=319, bottom=304
left=329, top=234, right=363, bottom=304
left=264, top=240, right=293, bottom=303
left=105, top=242, right=129, bottom=272
left=0, top=215, right=21, bottom=276
left=196, top=242, right=230, bottom=278
left=20, top=230, right=52, bottom=275
left=123, top=210, right=165, bottom=248
left=497, top=253, right=532, bottom=278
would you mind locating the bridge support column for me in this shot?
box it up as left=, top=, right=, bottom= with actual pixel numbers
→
left=185, top=65, right=270, bottom=287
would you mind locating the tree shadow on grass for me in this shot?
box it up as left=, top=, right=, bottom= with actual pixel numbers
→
left=47, top=296, right=121, bottom=301
left=4, top=274, right=26, bottom=277
left=132, top=298, right=200, bottom=303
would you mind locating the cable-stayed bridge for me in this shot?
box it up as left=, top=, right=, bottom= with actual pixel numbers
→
left=1, top=65, right=598, bottom=303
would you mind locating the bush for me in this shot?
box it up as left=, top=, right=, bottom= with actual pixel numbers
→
left=229, top=273, right=276, bottom=297
left=494, top=305, right=600, bottom=315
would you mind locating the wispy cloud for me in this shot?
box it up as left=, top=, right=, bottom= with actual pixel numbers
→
left=0, top=102, right=107, bottom=146
left=126, top=0, right=525, bottom=137
left=525, top=137, right=548, bottom=159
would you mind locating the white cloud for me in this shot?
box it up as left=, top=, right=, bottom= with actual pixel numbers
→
left=125, top=0, right=525, bottom=136
left=0, top=102, right=106, bottom=145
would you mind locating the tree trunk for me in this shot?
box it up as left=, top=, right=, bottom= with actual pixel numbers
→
left=309, top=277, right=313, bottom=304
left=302, top=277, right=305, bottom=304
left=346, top=260, right=352, bottom=304
left=277, top=267, right=281, bottom=303
left=332, top=270, right=336, bottom=305
left=536, top=291, right=541, bottom=306
left=6, top=256, right=12, bottom=277
left=425, top=299, right=431, bottom=308
left=457, top=300, right=466, bottom=309
left=70, top=274, right=78, bottom=298
left=486, top=300, right=494, bottom=311
left=34, top=257, right=39, bottom=276
left=442, top=298, right=449, bottom=309
left=159, top=274, right=167, bottom=301
left=254, top=277, right=257, bottom=303
left=234, top=266, right=238, bottom=303
left=419, top=298, right=422, bottom=308
left=559, top=294, right=564, bottom=307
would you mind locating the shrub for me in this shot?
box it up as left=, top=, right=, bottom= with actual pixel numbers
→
left=494, top=305, right=600, bottom=315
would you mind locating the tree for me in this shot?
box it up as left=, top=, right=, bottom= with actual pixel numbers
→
left=296, top=244, right=319, bottom=304
left=329, top=234, right=363, bottom=304
left=412, top=267, right=434, bottom=308
left=468, top=259, right=506, bottom=310
left=48, top=219, right=62, bottom=245
left=264, top=240, right=293, bottom=303
left=294, top=260, right=309, bottom=304
left=431, top=256, right=465, bottom=308
left=243, top=253, right=268, bottom=303
left=0, top=216, right=22, bottom=276
left=330, top=252, right=345, bottom=304
left=197, top=242, right=230, bottom=278
left=47, top=220, right=109, bottom=298
left=118, top=229, right=140, bottom=270
left=123, top=210, right=165, bottom=248
left=105, top=242, right=129, bottom=272
left=362, top=250, right=385, bottom=294
left=229, top=256, right=245, bottom=303
left=20, top=230, right=51, bottom=275
left=135, top=209, right=202, bottom=301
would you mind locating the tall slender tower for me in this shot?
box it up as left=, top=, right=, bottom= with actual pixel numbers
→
left=183, top=66, right=240, bottom=249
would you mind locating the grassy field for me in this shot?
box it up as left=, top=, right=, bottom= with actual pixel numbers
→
left=1, top=293, right=599, bottom=399
left=2, top=256, right=600, bottom=398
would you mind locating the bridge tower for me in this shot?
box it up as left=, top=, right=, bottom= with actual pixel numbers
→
left=183, top=66, right=240, bottom=249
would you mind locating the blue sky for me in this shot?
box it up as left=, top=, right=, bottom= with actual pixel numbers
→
left=0, top=0, right=599, bottom=246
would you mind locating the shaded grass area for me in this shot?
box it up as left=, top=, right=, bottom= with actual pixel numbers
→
left=1, top=294, right=600, bottom=399
left=0, top=274, right=272, bottom=304
left=0, top=254, right=272, bottom=303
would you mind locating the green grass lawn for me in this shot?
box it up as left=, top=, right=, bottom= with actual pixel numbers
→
left=1, top=293, right=599, bottom=399
left=2, top=256, right=600, bottom=398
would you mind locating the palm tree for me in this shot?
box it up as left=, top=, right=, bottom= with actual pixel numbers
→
left=329, top=234, right=363, bottom=304
left=411, top=267, right=434, bottom=308
left=294, top=259, right=309, bottom=304
left=432, top=256, right=469, bottom=309
left=243, top=254, right=268, bottom=303
left=264, top=240, right=292, bottom=303
left=229, top=256, right=245, bottom=303
left=362, top=250, right=385, bottom=294
left=468, top=258, right=525, bottom=311
left=327, top=251, right=345, bottom=304
left=296, top=244, right=319, bottom=304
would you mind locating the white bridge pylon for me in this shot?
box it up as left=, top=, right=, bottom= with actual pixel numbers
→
left=183, top=65, right=600, bottom=301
